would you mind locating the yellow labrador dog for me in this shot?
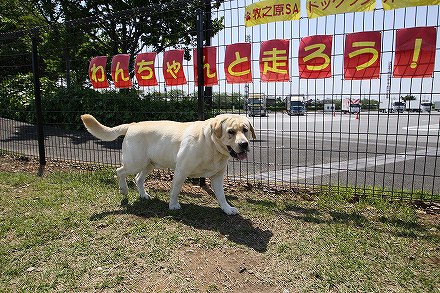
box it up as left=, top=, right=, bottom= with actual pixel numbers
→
left=81, top=114, right=256, bottom=215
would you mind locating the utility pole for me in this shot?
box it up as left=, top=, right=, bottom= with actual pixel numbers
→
left=244, top=35, right=251, bottom=111
left=386, top=61, right=392, bottom=100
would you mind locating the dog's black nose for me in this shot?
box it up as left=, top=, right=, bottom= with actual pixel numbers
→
left=239, top=141, right=248, bottom=150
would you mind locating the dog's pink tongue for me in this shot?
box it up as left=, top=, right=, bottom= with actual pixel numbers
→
left=237, top=152, right=248, bottom=160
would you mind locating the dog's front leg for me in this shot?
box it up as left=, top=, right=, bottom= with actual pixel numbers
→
left=211, top=171, right=239, bottom=215
left=169, top=169, right=186, bottom=210
left=117, top=166, right=129, bottom=195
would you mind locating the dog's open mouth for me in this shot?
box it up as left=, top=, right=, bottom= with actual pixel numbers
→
left=228, top=146, right=248, bottom=161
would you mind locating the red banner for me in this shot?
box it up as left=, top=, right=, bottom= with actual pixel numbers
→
left=135, top=52, right=158, bottom=86
left=193, top=46, right=218, bottom=86
left=260, top=39, right=290, bottom=82
left=344, top=31, right=381, bottom=80
left=393, top=27, right=436, bottom=78
left=89, top=25, right=439, bottom=89
left=111, top=54, right=132, bottom=88
left=224, top=43, right=252, bottom=84
left=89, top=56, right=109, bottom=88
left=299, top=35, right=332, bottom=79
left=163, top=50, right=187, bottom=86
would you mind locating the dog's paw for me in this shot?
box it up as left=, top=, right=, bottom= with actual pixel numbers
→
left=140, top=193, right=151, bottom=200
left=223, top=206, right=239, bottom=215
left=169, top=203, right=182, bottom=210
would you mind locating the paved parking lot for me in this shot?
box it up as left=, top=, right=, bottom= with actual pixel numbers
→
left=231, top=111, right=440, bottom=193
left=2, top=112, right=439, bottom=194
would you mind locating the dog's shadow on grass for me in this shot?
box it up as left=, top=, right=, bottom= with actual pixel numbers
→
left=90, top=197, right=273, bottom=253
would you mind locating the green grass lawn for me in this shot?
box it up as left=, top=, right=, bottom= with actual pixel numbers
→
left=0, top=169, right=439, bottom=292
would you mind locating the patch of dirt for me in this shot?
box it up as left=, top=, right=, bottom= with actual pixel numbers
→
left=414, top=203, right=440, bottom=226
left=0, top=153, right=100, bottom=174
left=138, top=246, right=277, bottom=292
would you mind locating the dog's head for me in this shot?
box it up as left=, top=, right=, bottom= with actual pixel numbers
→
left=211, top=114, right=256, bottom=161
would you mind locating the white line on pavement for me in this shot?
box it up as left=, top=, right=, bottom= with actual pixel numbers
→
left=257, top=147, right=439, bottom=182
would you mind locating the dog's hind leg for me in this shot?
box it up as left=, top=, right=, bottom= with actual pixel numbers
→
left=135, top=165, right=153, bottom=200
left=117, top=165, right=129, bottom=195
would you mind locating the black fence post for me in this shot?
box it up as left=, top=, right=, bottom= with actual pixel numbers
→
left=203, top=0, right=213, bottom=111
left=31, top=30, right=46, bottom=175
left=196, top=9, right=206, bottom=187
left=196, top=9, right=205, bottom=121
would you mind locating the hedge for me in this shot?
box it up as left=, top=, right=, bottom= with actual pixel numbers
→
left=0, top=75, right=202, bottom=130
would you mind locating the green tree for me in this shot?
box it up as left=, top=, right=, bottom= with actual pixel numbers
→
left=1, top=0, right=224, bottom=85
left=213, top=92, right=244, bottom=110
left=361, top=98, right=379, bottom=110
left=0, top=0, right=45, bottom=78
left=401, top=95, right=416, bottom=101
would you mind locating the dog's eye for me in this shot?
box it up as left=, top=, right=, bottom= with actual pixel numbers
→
left=228, top=129, right=236, bottom=135
left=243, top=128, right=248, bottom=133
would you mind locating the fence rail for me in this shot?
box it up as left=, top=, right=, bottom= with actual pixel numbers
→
left=1, top=1, right=439, bottom=202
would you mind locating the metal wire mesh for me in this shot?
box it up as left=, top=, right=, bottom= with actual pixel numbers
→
left=1, top=1, right=439, bottom=201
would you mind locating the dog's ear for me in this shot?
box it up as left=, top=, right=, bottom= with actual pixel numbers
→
left=249, top=123, right=256, bottom=139
left=211, top=117, right=226, bottom=139
left=244, top=117, right=257, bottom=139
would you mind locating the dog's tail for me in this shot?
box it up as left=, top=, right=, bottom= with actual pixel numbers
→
left=81, top=114, right=131, bottom=141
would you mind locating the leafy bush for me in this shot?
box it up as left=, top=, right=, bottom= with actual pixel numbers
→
left=1, top=76, right=202, bottom=130
left=0, top=73, right=56, bottom=123
left=41, top=87, right=201, bottom=129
